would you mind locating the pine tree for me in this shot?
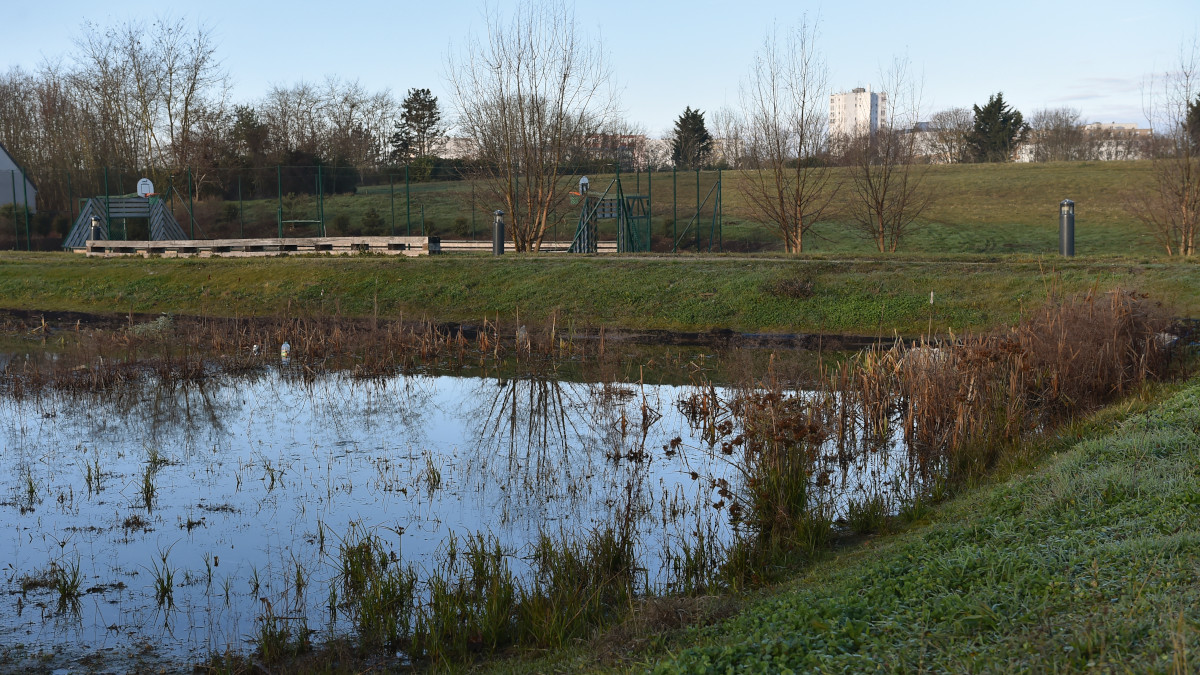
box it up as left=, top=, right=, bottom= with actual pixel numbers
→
left=966, top=92, right=1030, bottom=162
left=390, top=88, right=446, bottom=163
left=671, top=107, right=713, bottom=170
left=1186, top=94, right=1200, bottom=150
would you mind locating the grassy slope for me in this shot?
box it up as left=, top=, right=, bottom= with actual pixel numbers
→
left=168, top=161, right=1157, bottom=255
left=641, top=382, right=1200, bottom=673
left=0, top=252, right=1197, bottom=335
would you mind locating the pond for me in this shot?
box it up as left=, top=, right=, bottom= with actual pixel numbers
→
left=0, top=359, right=911, bottom=669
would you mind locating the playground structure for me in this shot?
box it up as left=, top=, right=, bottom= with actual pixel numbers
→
left=63, top=195, right=187, bottom=248
left=24, top=164, right=723, bottom=254
left=568, top=168, right=722, bottom=254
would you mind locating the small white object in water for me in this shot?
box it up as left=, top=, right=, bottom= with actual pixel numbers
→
left=281, top=342, right=291, bottom=359
left=252, top=344, right=260, bottom=356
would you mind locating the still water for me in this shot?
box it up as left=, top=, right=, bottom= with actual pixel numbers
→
left=0, top=364, right=906, bottom=666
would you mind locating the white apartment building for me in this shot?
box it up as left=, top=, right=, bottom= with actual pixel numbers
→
left=829, top=87, right=888, bottom=139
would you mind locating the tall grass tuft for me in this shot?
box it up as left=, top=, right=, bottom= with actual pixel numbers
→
left=337, top=523, right=417, bottom=650
left=53, top=557, right=83, bottom=612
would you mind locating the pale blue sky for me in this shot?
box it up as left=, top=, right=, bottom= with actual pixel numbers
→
left=3, top=0, right=1197, bottom=135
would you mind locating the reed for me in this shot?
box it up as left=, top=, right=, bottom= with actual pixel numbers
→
left=151, top=546, right=176, bottom=608
left=337, top=522, right=417, bottom=650
left=53, top=557, right=83, bottom=612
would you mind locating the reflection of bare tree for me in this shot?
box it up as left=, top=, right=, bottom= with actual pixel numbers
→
left=470, top=376, right=580, bottom=458
left=67, top=375, right=240, bottom=449
left=465, top=376, right=665, bottom=460
left=296, top=374, right=437, bottom=447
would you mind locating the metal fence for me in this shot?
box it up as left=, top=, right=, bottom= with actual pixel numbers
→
left=1, top=166, right=722, bottom=252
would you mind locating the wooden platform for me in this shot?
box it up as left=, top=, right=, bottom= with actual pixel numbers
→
left=438, top=240, right=619, bottom=253
left=75, top=236, right=441, bottom=258
left=73, top=236, right=623, bottom=258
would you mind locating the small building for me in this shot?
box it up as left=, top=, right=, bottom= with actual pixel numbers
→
left=0, top=142, right=36, bottom=213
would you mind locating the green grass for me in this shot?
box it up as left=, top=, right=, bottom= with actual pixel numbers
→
left=136, top=161, right=1164, bottom=256
left=1, top=251, right=1197, bottom=336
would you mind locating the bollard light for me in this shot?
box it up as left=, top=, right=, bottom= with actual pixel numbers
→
left=493, top=210, right=505, bottom=256
left=1059, top=199, right=1075, bottom=257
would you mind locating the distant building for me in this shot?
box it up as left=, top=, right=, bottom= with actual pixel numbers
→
left=1015, top=122, right=1151, bottom=162
left=0, top=142, right=36, bottom=213
left=1082, top=122, right=1150, bottom=136
left=829, top=87, right=888, bottom=139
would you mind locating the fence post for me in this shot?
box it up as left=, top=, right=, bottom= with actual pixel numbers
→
left=316, top=161, right=323, bottom=237
left=187, top=167, right=195, bottom=239
left=276, top=165, right=283, bottom=238
left=8, top=171, right=16, bottom=249
left=389, top=174, right=395, bottom=236
left=695, top=169, right=700, bottom=253
left=67, top=171, right=74, bottom=239
left=672, top=166, right=677, bottom=253
left=710, top=168, right=720, bottom=252
left=405, top=164, right=411, bottom=236
left=238, top=175, right=244, bottom=238
left=103, top=167, right=111, bottom=240
left=647, top=165, right=653, bottom=251
left=21, top=167, right=30, bottom=250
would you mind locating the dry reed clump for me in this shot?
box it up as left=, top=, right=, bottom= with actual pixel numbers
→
left=684, top=288, right=1178, bottom=588
left=896, top=288, right=1174, bottom=480
left=0, top=313, right=589, bottom=397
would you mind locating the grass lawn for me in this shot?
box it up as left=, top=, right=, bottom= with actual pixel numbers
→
left=103, top=160, right=1163, bottom=257
left=1, top=252, right=1197, bottom=336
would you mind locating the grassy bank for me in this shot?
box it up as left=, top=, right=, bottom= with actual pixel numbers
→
left=86, top=161, right=1161, bottom=256
left=490, top=378, right=1200, bottom=673
left=1, top=252, right=1197, bottom=336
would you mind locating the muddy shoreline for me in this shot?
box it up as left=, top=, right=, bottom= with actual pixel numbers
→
left=0, top=307, right=896, bottom=351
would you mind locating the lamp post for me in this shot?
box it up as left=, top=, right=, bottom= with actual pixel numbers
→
left=1059, top=199, right=1075, bottom=257
left=492, top=210, right=505, bottom=256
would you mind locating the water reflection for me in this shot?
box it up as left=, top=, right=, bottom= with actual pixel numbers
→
left=0, top=369, right=732, bottom=664
left=0, top=365, right=921, bottom=668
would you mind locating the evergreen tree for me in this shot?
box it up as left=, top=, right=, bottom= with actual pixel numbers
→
left=1186, top=94, right=1200, bottom=150
left=671, top=106, right=713, bottom=169
left=390, top=88, right=446, bottom=162
left=966, top=92, right=1030, bottom=162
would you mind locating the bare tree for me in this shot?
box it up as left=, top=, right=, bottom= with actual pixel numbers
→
left=260, top=81, right=327, bottom=156
left=708, top=106, right=747, bottom=169
left=927, top=107, right=972, bottom=164
left=320, top=76, right=396, bottom=169
left=154, top=17, right=227, bottom=169
left=1029, top=107, right=1087, bottom=162
left=738, top=20, right=836, bottom=253
left=1127, top=39, right=1200, bottom=256
left=447, top=0, right=616, bottom=252
left=845, top=58, right=931, bottom=253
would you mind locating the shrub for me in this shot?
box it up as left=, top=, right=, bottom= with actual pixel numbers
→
left=361, top=207, right=384, bottom=235
left=219, top=203, right=240, bottom=224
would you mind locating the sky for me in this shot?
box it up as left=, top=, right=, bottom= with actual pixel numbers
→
left=2, top=0, right=1198, bottom=136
